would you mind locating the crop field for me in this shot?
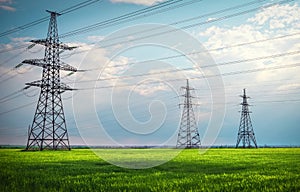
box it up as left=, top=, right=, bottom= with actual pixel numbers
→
left=0, top=148, right=299, bottom=191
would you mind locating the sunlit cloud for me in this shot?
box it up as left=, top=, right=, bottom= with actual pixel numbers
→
left=0, top=0, right=15, bottom=12
left=110, top=0, right=165, bottom=6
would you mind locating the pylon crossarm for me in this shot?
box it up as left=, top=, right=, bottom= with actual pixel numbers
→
left=58, top=83, right=77, bottom=91
left=30, top=39, right=77, bottom=50
left=22, top=59, right=46, bottom=68
left=181, top=86, right=195, bottom=90
left=60, top=62, right=77, bottom=72
left=25, top=81, right=76, bottom=92
left=25, top=80, right=42, bottom=87
left=22, top=59, right=77, bottom=72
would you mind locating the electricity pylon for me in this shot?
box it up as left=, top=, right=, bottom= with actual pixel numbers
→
left=23, top=10, right=77, bottom=150
left=176, top=79, right=201, bottom=148
left=236, top=89, right=258, bottom=148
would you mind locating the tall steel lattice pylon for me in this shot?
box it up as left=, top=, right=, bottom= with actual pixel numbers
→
left=23, top=10, right=77, bottom=150
left=236, top=89, right=258, bottom=148
left=176, top=79, right=201, bottom=148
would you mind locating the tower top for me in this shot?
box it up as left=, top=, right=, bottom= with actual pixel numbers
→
left=46, top=10, right=62, bottom=16
left=240, top=88, right=250, bottom=100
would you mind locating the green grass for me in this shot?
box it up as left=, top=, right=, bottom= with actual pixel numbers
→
left=0, top=148, right=299, bottom=191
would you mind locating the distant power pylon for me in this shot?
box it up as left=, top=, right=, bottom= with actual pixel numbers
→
left=176, top=79, right=201, bottom=148
left=236, top=89, right=258, bottom=148
left=23, top=10, right=77, bottom=150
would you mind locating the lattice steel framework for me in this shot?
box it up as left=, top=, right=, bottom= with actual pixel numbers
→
left=176, top=79, right=201, bottom=148
left=23, top=10, right=77, bottom=150
left=236, top=89, right=258, bottom=148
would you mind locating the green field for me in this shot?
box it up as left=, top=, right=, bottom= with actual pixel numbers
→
left=0, top=148, right=299, bottom=191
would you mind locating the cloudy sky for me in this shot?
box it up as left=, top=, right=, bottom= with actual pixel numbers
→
left=0, top=0, right=299, bottom=147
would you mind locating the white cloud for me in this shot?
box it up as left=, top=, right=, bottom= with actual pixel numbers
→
left=132, top=81, right=169, bottom=96
left=277, top=83, right=300, bottom=92
left=110, top=0, right=165, bottom=6
left=87, top=35, right=105, bottom=42
left=0, top=0, right=15, bottom=11
left=206, top=17, right=217, bottom=22
left=197, top=2, right=300, bottom=104
left=0, top=5, right=14, bottom=11
left=248, top=3, right=300, bottom=30
left=0, top=0, right=12, bottom=3
left=11, top=37, right=32, bottom=42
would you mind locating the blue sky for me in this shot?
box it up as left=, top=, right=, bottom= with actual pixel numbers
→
left=0, top=0, right=299, bottom=146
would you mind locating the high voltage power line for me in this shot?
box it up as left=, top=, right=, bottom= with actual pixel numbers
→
left=59, top=0, right=203, bottom=38
left=0, top=0, right=300, bottom=84
left=1, top=82, right=298, bottom=128
left=0, top=0, right=299, bottom=118
left=1, top=49, right=299, bottom=103
left=58, top=0, right=102, bottom=15
left=0, top=0, right=292, bottom=55
left=0, top=0, right=198, bottom=53
left=2, top=75, right=299, bottom=107
left=1, top=83, right=299, bottom=119
left=58, top=30, right=300, bottom=63
left=0, top=0, right=102, bottom=38
left=0, top=94, right=290, bottom=136
left=1, top=85, right=299, bottom=117
left=85, top=0, right=294, bottom=50
left=72, top=0, right=267, bottom=44
left=1, top=32, right=299, bottom=86
left=0, top=101, right=36, bottom=116
left=64, top=50, right=300, bottom=84
left=54, top=0, right=293, bottom=54
left=75, top=62, right=300, bottom=90
left=57, top=0, right=298, bottom=59
left=1, top=96, right=299, bottom=117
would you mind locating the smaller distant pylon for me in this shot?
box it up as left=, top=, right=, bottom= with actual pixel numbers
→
left=176, top=79, right=201, bottom=148
left=236, top=89, right=258, bottom=148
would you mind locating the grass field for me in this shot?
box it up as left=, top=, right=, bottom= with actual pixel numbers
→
left=0, top=148, right=299, bottom=191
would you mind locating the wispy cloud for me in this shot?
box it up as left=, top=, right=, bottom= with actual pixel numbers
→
left=248, top=3, right=300, bottom=29
left=110, top=0, right=165, bottom=6
left=0, top=5, right=15, bottom=11
left=0, top=0, right=15, bottom=12
left=0, top=0, right=13, bottom=3
left=197, top=2, right=300, bottom=108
